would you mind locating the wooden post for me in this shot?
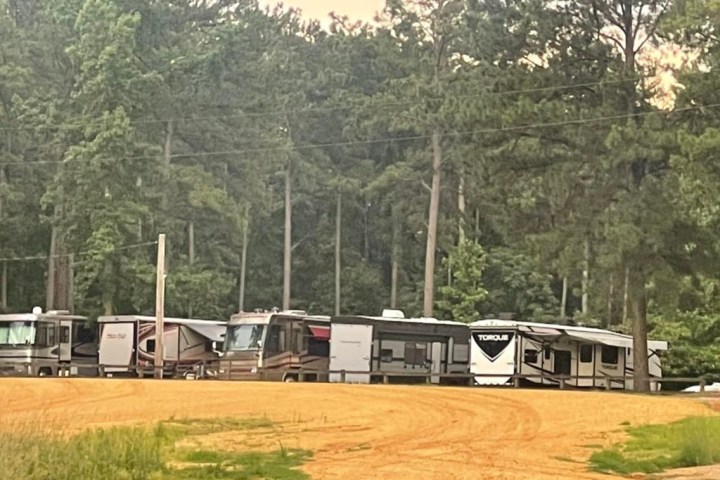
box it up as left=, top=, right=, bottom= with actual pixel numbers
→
left=155, top=234, right=166, bottom=379
left=340, top=369, right=346, bottom=383
left=700, top=378, right=706, bottom=393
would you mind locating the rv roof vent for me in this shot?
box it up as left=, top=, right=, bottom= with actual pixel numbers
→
left=47, top=310, right=70, bottom=315
left=32, top=306, right=42, bottom=314
left=284, top=310, right=307, bottom=316
left=382, top=309, right=405, bottom=319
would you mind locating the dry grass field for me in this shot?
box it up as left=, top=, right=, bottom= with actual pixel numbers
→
left=0, top=378, right=716, bottom=480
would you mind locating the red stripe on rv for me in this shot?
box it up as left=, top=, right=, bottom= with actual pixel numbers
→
left=309, top=326, right=330, bottom=340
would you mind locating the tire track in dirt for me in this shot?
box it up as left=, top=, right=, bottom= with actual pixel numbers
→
left=0, top=379, right=713, bottom=480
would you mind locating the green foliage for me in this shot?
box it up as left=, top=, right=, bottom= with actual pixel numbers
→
left=589, top=416, right=720, bottom=474
left=649, top=311, right=720, bottom=379
left=481, top=249, right=558, bottom=321
left=436, top=240, right=488, bottom=323
left=0, top=417, right=312, bottom=480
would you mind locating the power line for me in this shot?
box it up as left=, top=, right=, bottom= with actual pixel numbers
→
left=0, top=76, right=646, bottom=133
left=1, top=101, right=716, bottom=168
left=0, top=241, right=158, bottom=263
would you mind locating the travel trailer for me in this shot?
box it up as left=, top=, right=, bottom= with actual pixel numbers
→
left=469, top=319, right=667, bottom=390
left=0, top=308, right=97, bottom=377
left=220, top=310, right=331, bottom=381
left=330, top=311, right=470, bottom=384
left=98, top=315, right=226, bottom=378
left=219, top=309, right=470, bottom=384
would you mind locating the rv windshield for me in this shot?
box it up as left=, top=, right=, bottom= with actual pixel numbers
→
left=225, top=324, right=265, bottom=351
left=0, top=321, right=35, bottom=346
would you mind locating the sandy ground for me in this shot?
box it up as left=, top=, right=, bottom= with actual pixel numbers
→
left=0, top=378, right=716, bottom=480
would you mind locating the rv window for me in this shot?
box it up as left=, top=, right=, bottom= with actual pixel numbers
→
left=404, top=343, right=427, bottom=366
left=544, top=348, right=551, bottom=360
left=34, top=322, right=56, bottom=348
left=524, top=349, right=539, bottom=364
left=601, top=345, right=619, bottom=365
left=146, top=339, right=156, bottom=354
left=265, top=324, right=286, bottom=354
left=291, top=325, right=303, bottom=354
left=380, top=349, right=393, bottom=363
left=225, top=324, right=265, bottom=351
left=0, top=321, right=35, bottom=345
left=60, top=326, right=70, bottom=344
left=580, top=344, right=593, bottom=363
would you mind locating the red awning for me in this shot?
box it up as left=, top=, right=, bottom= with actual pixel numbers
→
left=309, top=325, right=330, bottom=340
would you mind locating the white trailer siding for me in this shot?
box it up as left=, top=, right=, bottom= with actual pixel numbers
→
left=469, top=320, right=667, bottom=391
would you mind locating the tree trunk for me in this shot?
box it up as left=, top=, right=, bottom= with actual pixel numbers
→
left=188, top=220, right=195, bottom=317
left=390, top=206, right=400, bottom=309
left=0, top=167, right=6, bottom=310
left=283, top=158, right=292, bottom=311
left=458, top=167, right=466, bottom=242
left=622, top=266, right=629, bottom=325
left=582, top=238, right=590, bottom=315
left=423, top=127, right=442, bottom=317
left=46, top=221, right=57, bottom=310
left=67, top=254, right=74, bottom=314
left=560, top=276, right=568, bottom=321
left=238, top=207, right=249, bottom=313
left=335, top=191, right=342, bottom=316
left=188, top=221, right=195, bottom=265
left=363, top=195, right=370, bottom=261
left=136, top=176, right=143, bottom=241
left=607, top=273, right=614, bottom=328
left=162, top=120, right=173, bottom=210
left=630, top=265, right=650, bottom=392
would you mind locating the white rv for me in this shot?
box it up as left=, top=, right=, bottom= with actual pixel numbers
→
left=329, top=311, right=470, bottom=385
left=98, top=315, right=226, bottom=378
left=0, top=308, right=97, bottom=377
left=469, top=319, right=667, bottom=390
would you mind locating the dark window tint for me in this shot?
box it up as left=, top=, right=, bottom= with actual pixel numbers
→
left=544, top=348, right=551, bottom=360
left=524, top=349, right=538, bottom=364
left=601, top=345, right=619, bottom=365
left=404, top=343, right=427, bottom=366
left=146, top=339, right=156, bottom=353
left=60, top=326, right=70, bottom=344
left=580, top=344, right=593, bottom=363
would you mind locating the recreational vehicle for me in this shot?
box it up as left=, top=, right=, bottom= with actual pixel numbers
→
left=219, top=309, right=470, bottom=384
left=330, top=312, right=470, bottom=384
left=469, top=319, right=667, bottom=390
left=0, top=308, right=97, bottom=377
left=98, top=315, right=226, bottom=378
left=219, top=310, right=331, bottom=382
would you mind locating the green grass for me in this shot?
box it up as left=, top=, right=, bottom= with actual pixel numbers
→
left=0, top=417, right=311, bottom=480
left=589, top=416, right=720, bottom=475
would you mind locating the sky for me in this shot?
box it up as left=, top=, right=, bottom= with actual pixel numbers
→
left=262, top=0, right=383, bottom=24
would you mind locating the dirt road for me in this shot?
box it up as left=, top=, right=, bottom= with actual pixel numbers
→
left=0, top=379, right=713, bottom=480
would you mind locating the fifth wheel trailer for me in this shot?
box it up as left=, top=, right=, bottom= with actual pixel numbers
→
left=98, top=315, right=226, bottom=378
left=329, top=312, right=470, bottom=384
left=469, top=319, right=667, bottom=390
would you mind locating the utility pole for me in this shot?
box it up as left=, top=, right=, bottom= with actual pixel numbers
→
left=154, top=234, right=166, bottom=379
left=335, top=191, right=342, bottom=316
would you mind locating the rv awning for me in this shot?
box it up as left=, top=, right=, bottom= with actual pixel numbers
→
left=309, top=325, right=330, bottom=340
left=185, top=323, right=225, bottom=342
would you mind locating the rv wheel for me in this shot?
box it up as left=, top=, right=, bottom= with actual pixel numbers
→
left=38, top=368, right=52, bottom=377
left=283, top=375, right=297, bottom=383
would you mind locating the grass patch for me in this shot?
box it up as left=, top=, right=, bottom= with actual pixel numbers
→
left=0, top=417, right=311, bottom=480
left=589, top=416, right=720, bottom=475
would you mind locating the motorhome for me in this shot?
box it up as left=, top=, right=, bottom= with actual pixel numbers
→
left=219, top=309, right=470, bottom=384
left=330, top=311, right=470, bottom=384
left=0, top=308, right=97, bottom=377
left=98, top=315, right=226, bottom=378
left=469, top=319, right=667, bottom=390
left=220, top=310, right=331, bottom=381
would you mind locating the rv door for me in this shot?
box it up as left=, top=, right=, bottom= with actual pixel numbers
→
left=58, top=320, right=72, bottom=362
left=329, top=323, right=373, bottom=384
